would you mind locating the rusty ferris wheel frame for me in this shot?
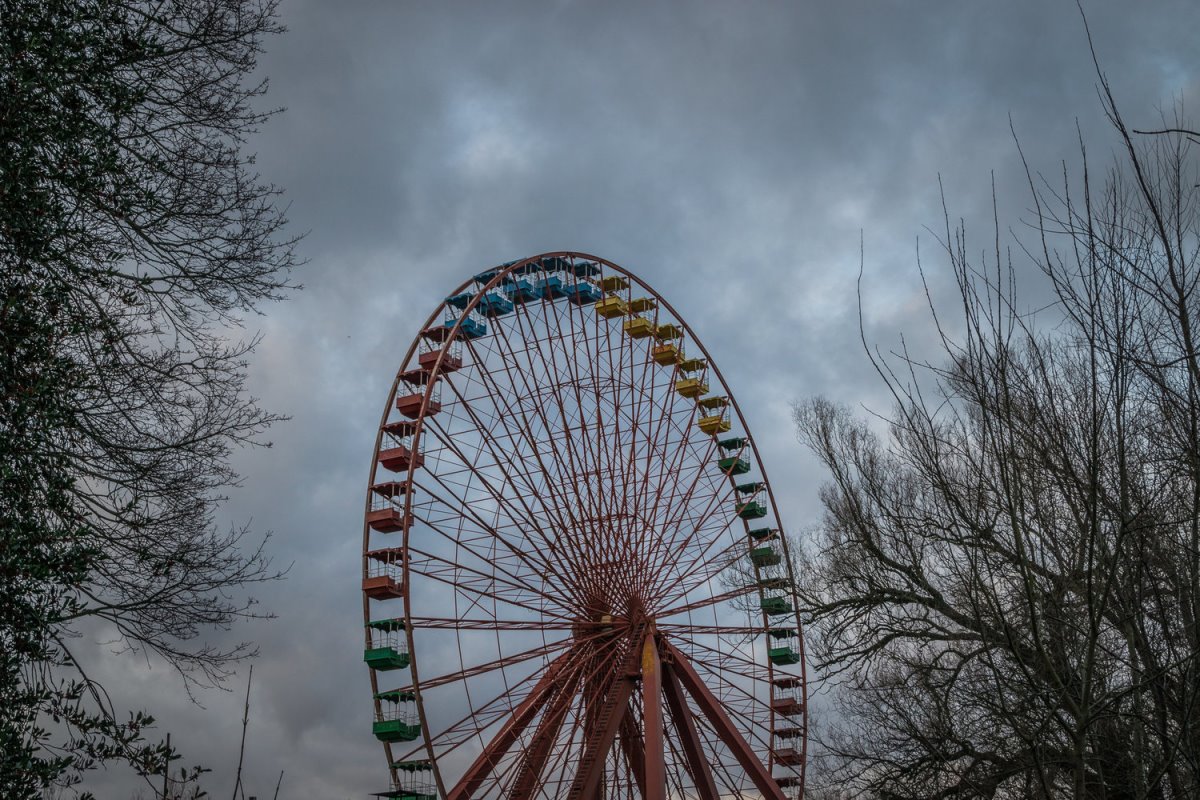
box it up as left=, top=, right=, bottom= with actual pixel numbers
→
left=361, top=252, right=808, bottom=799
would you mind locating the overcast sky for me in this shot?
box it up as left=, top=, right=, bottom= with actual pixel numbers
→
left=79, top=2, right=1199, bottom=797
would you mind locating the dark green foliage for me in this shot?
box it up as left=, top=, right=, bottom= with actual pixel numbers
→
left=0, top=0, right=295, bottom=795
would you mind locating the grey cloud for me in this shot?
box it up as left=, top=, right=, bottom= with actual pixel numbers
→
left=75, top=2, right=1200, bottom=797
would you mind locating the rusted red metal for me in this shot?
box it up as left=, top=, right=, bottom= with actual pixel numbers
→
left=640, top=633, right=666, bottom=800
left=377, top=445, right=423, bottom=472
left=361, top=575, right=402, bottom=599
left=663, top=640, right=788, bottom=800
left=418, top=350, right=462, bottom=372
left=394, top=393, right=439, bottom=419
left=661, top=658, right=720, bottom=800
left=447, top=650, right=577, bottom=800
left=365, top=507, right=409, bottom=533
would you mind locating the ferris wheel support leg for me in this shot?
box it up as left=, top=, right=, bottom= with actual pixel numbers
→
left=509, top=671, right=580, bottom=800
left=566, top=625, right=649, bottom=800
left=660, top=660, right=720, bottom=800
left=618, top=707, right=647, bottom=796
left=447, top=649, right=576, bottom=800
left=662, top=640, right=788, bottom=800
left=641, top=633, right=667, bottom=800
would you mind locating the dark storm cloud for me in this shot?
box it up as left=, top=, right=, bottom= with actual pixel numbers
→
left=77, top=2, right=1199, bottom=797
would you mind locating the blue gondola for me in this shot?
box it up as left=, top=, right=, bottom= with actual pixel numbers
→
left=504, top=279, right=539, bottom=303
left=445, top=291, right=474, bottom=310
left=444, top=315, right=487, bottom=339
left=536, top=276, right=567, bottom=299
left=477, top=292, right=515, bottom=317
left=539, top=256, right=571, bottom=272
left=564, top=282, right=603, bottom=305
left=569, top=260, right=601, bottom=278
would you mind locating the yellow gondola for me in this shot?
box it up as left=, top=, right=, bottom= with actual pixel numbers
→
left=652, top=343, right=681, bottom=365
left=624, top=316, right=655, bottom=338
left=594, top=296, right=627, bottom=318
left=676, top=378, right=708, bottom=398
left=600, top=275, right=629, bottom=293
left=698, top=415, right=731, bottom=435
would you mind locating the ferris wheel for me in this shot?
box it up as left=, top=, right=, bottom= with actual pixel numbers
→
left=361, top=252, right=807, bottom=799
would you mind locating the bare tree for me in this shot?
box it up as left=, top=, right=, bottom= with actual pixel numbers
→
left=791, top=77, right=1200, bottom=800
left=1, top=1, right=297, bottom=795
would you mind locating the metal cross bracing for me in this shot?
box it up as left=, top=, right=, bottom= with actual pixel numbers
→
left=361, top=253, right=809, bottom=799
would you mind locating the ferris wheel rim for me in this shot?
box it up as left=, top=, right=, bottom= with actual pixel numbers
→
left=363, top=251, right=808, bottom=798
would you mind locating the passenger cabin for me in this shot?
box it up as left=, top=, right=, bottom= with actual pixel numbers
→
left=477, top=292, right=514, bottom=317
left=378, top=421, right=423, bottom=473
left=697, top=395, right=730, bottom=412
left=678, top=357, right=707, bottom=373
left=750, top=545, right=781, bottom=567
left=594, top=296, right=627, bottom=318
left=569, top=260, right=601, bottom=278
left=376, top=760, right=436, bottom=800
left=698, top=415, right=732, bottom=435
left=760, top=595, right=792, bottom=615
left=364, top=618, right=409, bottom=671
left=675, top=378, right=708, bottom=398
left=395, top=366, right=442, bottom=418
left=367, top=482, right=411, bottom=533
left=373, top=690, right=420, bottom=742
left=717, top=455, right=750, bottom=475
left=442, top=314, right=486, bottom=340
left=600, top=275, right=629, bottom=293
left=736, top=499, right=768, bottom=519
left=504, top=278, right=539, bottom=304
left=536, top=276, right=566, bottom=299
left=565, top=282, right=603, bottom=305
left=748, top=527, right=779, bottom=542
left=774, top=747, right=804, bottom=766
left=627, top=297, right=657, bottom=313
left=363, top=548, right=404, bottom=600
left=772, top=676, right=805, bottom=716
left=624, top=317, right=655, bottom=338
left=769, top=645, right=801, bottom=666
left=395, top=391, right=441, bottom=420
left=655, top=324, right=682, bottom=340
left=416, top=349, right=462, bottom=373
left=652, top=343, right=680, bottom=365
left=539, top=255, right=571, bottom=271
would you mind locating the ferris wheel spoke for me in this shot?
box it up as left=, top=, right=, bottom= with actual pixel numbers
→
left=455, top=308, right=602, bottom=603
left=529, top=303, right=630, bottom=582
left=675, top=634, right=775, bottom=689
left=405, top=542, right=575, bottom=621
left=654, top=531, right=756, bottom=613
left=446, top=645, right=582, bottom=800
left=408, top=638, right=575, bottom=693
left=407, top=617, right=576, bottom=631
left=656, top=584, right=758, bottom=620
left=433, top=357, right=578, bottom=554
left=660, top=639, right=786, bottom=800
left=658, top=623, right=765, bottom=636
left=416, top=393, right=583, bottom=608
left=417, top=657, right=572, bottom=759
left=506, top=659, right=582, bottom=800
left=660, top=659, right=721, bottom=800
